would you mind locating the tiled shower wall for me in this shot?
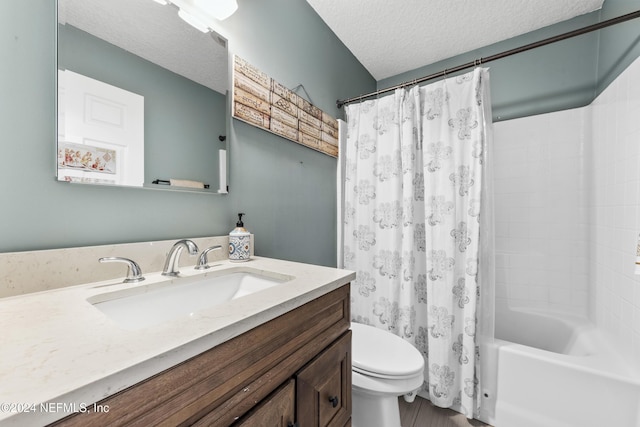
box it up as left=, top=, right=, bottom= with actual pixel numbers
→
left=590, top=57, right=640, bottom=366
left=493, top=108, right=590, bottom=316
left=493, top=55, right=640, bottom=367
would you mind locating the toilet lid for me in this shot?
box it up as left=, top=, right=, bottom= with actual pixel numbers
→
left=351, top=322, right=424, bottom=379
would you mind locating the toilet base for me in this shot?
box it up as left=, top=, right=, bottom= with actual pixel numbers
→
left=352, top=387, right=402, bottom=427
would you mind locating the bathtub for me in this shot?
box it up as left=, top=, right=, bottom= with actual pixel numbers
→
left=478, top=307, right=640, bottom=427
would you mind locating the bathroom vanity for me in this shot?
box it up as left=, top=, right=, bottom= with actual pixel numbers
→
left=0, top=249, right=355, bottom=427
left=52, top=285, right=351, bottom=426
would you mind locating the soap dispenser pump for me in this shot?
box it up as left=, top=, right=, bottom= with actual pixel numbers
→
left=229, top=213, right=251, bottom=262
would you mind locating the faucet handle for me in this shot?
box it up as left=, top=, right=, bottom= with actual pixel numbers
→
left=99, top=257, right=145, bottom=283
left=195, top=245, right=222, bottom=270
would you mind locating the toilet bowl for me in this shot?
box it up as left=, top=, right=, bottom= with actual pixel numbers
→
left=351, top=322, right=425, bottom=427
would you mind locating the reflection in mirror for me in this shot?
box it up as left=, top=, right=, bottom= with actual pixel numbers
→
left=57, top=0, right=229, bottom=193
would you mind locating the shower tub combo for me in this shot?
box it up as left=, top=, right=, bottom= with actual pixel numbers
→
left=479, top=307, right=640, bottom=426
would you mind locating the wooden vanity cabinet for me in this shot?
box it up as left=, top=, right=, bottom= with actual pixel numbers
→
left=297, top=332, right=351, bottom=427
left=51, top=284, right=351, bottom=427
left=232, top=331, right=351, bottom=427
left=233, top=379, right=296, bottom=427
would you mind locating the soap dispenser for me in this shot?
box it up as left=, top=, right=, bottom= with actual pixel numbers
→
left=229, top=213, right=251, bottom=262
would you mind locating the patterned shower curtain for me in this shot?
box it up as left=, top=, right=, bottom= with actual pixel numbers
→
left=342, top=68, right=492, bottom=418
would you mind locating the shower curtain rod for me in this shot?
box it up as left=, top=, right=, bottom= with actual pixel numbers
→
left=336, top=9, right=640, bottom=109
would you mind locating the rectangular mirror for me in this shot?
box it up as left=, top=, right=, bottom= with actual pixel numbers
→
left=57, top=0, right=229, bottom=193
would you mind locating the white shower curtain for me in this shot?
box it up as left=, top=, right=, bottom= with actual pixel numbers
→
left=341, top=68, right=493, bottom=417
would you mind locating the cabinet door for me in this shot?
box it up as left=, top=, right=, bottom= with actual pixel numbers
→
left=235, top=379, right=295, bottom=427
left=297, top=331, right=351, bottom=427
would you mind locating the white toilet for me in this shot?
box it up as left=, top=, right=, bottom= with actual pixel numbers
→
left=351, top=322, right=425, bottom=427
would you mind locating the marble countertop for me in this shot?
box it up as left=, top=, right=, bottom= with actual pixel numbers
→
left=0, top=256, right=355, bottom=426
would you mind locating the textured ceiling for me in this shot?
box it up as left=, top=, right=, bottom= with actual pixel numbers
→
left=58, top=0, right=228, bottom=94
left=58, top=0, right=605, bottom=91
left=305, top=0, right=604, bottom=80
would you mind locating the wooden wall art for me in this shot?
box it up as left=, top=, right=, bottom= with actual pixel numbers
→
left=232, top=55, right=339, bottom=158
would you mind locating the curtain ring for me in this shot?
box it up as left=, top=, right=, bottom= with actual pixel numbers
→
left=443, top=68, right=448, bottom=79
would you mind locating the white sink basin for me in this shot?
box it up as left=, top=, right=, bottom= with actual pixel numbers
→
left=88, top=269, right=292, bottom=330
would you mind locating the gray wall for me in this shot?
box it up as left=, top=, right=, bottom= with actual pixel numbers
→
left=221, top=0, right=375, bottom=266
left=2, top=0, right=639, bottom=268
left=596, top=0, right=640, bottom=93
left=0, top=0, right=375, bottom=268
left=378, top=0, right=640, bottom=122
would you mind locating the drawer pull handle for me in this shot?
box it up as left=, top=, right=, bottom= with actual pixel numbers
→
left=328, top=396, right=339, bottom=408
left=287, top=423, right=298, bottom=427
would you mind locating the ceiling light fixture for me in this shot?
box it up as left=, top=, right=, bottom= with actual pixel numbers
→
left=177, top=8, right=210, bottom=32
left=152, top=0, right=238, bottom=32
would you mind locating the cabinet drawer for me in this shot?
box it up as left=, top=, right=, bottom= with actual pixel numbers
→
left=234, top=379, right=295, bottom=427
left=297, top=331, right=351, bottom=427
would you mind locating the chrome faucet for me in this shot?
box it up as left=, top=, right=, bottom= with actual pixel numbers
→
left=162, top=239, right=199, bottom=277
left=99, top=257, right=145, bottom=283
left=195, top=245, right=222, bottom=270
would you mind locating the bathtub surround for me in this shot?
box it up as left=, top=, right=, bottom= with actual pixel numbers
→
left=342, top=69, right=492, bottom=418
left=493, top=55, right=640, bottom=372
left=590, top=55, right=640, bottom=372
left=0, top=235, right=254, bottom=298
left=484, top=314, right=640, bottom=427
left=493, top=108, right=590, bottom=316
left=480, top=55, right=640, bottom=426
